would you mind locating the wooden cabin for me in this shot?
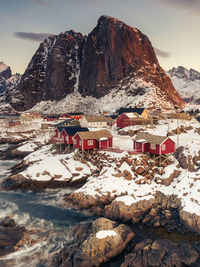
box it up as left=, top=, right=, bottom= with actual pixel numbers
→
left=60, top=113, right=83, bottom=120
left=73, top=130, right=113, bottom=150
left=117, top=107, right=149, bottom=119
left=116, top=113, right=150, bottom=128
left=133, top=132, right=175, bottom=155
left=80, top=115, right=108, bottom=128
left=43, top=115, right=60, bottom=122
left=51, top=126, right=89, bottom=145
left=9, top=120, right=21, bottom=127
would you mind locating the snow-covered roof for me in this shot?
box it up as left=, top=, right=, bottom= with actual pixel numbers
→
left=77, top=130, right=112, bottom=140
left=135, top=132, right=169, bottom=145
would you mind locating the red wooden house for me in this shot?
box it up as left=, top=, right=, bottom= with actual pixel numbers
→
left=60, top=113, right=83, bottom=120
left=116, top=113, right=149, bottom=128
left=133, top=132, right=175, bottom=155
left=51, top=126, right=89, bottom=145
left=73, top=130, right=113, bottom=150
left=44, top=115, right=60, bottom=122
left=9, top=120, right=21, bottom=127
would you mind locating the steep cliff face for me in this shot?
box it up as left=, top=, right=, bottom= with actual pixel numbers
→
left=5, top=15, right=184, bottom=111
left=12, top=31, right=85, bottom=111
left=79, top=16, right=184, bottom=108
left=79, top=16, right=158, bottom=97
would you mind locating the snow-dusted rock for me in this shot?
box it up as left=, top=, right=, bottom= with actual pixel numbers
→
left=50, top=217, right=134, bottom=267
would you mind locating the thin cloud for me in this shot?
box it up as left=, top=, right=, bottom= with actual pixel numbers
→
left=32, top=0, right=47, bottom=6
left=154, top=0, right=200, bottom=13
left=14, top=32, right=52, bottom=42
left=154, top=47, right=171, bottom=58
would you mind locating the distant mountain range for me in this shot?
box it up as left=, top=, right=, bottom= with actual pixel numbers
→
left=0, top=62, right=21, bottom=97
left=167, top=66, right=200, bottom=105
left=0, top=16, right=186, bottom=113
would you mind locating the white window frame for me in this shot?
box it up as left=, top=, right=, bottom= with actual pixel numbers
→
left=79, top=140, right=82, bottom=145
left=74, top=139, right=77, bottom=144
left=150, top=143, right=156, bottom=150
left=88, top=140, right=93, bottom=146
left=162, top=144, right=166, bottom=151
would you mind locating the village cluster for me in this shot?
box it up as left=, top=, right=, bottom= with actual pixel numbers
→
left=2, top=107, right=199, bottom=159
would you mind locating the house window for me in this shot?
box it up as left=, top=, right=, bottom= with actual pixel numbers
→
left=74, top=139, right=77, bottom=144
left=88, top=140, right=93, bottom=146
left=79, top=140, right=82, bottom=145
left=150, top=143, right=156, bottom=150
left=162, top=144, right=166, bottom=151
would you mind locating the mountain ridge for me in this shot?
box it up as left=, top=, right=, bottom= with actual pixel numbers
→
left=168, top=66, right=200, bottom=105
left=0, top=16, right=185, bottom=112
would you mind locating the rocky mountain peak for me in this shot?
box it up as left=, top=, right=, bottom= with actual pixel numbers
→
left=168, top=66, right=200, bottom=81
left=2, top=16, right=185, bottom=111
left=0, top=61, right=12, bottom=79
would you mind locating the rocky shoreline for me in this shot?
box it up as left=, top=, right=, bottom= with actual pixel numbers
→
left=0, top=216, right=42, bottom=258
left=1, top=140, right=200, bottom=266
left=49, top=217, right=200, bottom=267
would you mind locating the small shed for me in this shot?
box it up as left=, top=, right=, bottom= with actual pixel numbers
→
left=134, top=132, right=175, bottom=155
left=73, top=130, right=113, bottom=150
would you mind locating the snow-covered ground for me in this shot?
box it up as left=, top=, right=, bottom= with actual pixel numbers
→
left=27, top=77, right=177, bottom=115
left=5, top=117, right=200, bottom=218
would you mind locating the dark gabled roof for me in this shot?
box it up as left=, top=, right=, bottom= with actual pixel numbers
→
left=67, top=112, right=84, bottom=115
left=195, top=117, right=200, bottom=123
left=107, top=115, right=118, bottom=119
left=62, top=112, right=84, bottom=116
left=45, top=115, right=60, bottom=119
left=117, top=107, right=145, bottom=116
left=57, top=126, right=89, bottom=135
left=55, top=119, right=73, bottom=127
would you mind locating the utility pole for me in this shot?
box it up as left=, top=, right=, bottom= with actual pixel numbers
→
left=177, top=118, right=179, bottom=147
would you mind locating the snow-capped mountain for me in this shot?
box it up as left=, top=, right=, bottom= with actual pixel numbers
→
left=0, top=61, right=11, bottom=79
left=0, top=16, right=185, bottom=113
left=168, top=66, right=200, bottom=104
left=0, top=61, right=21, bottom=95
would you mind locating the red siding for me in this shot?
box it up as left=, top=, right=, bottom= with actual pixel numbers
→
left=117, top=114, right=129, bottom=128
left=148, top=138, right=175, bottom=155
left=83, top=139, right=99, bottom=150
left=61, top=114, right=83, bottom=120
left=133, top=138, right=175, bottom=155
left=9, top=121, right=21, bottom=127
left=74, top=134, right=83, bottom=149
left=117, top=114, right=143, bottom=128
left=99, top=137, right=113, bottom=149
left=160, top=138, right=175, bottom=155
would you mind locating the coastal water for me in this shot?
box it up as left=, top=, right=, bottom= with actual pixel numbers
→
left=0, top=144, right=95, bottom=267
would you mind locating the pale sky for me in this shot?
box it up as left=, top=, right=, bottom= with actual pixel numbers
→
left=0, top=0, right=200, bottom=74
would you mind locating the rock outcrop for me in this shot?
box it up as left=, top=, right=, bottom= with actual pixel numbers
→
left=50, top=217, right=134, bottom=267
left=11, top=31, right=85, bottom=110
left=0, top=217, right=31, bottom=257
left=179, top=209, right=200, bottom=233
left=121, top=239, right=199, bottom=267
